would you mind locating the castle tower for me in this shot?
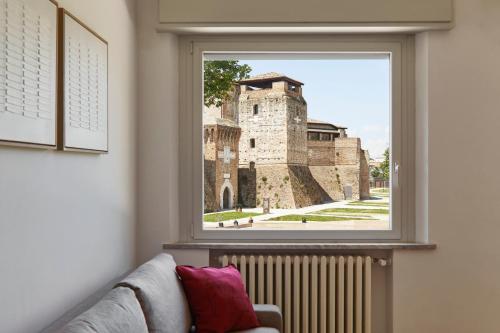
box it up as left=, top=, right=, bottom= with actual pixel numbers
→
left=236, top=73, right=325, bottom=209
left=237, top=73, right=308, bottom=167
left=203, top=115, right=241, bottom=212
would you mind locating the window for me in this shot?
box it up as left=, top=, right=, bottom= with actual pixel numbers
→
left=308, top=132, right=320, bottom=141
left=320, top=133, right=331, bottom=141
left=179, top=35, right=415, bottom=241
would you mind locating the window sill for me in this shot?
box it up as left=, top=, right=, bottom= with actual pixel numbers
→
left=163, top=242, right=436, bottom=251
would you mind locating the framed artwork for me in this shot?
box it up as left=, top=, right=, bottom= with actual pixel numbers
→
left=0, top=0, right=58, bottom=148
left=58, top=8, right=108, bottom=153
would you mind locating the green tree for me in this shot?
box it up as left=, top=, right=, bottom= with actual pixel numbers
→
left=204, top=60, right=252, bottom=107
left=371, top=167, right=381, bottom=178
left=379, top=148, right=390, bottom=180
left=371, top=148, right=390, bottom=180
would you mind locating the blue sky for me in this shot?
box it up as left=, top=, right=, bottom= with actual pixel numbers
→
left=241, top=59, right=390, bottom=159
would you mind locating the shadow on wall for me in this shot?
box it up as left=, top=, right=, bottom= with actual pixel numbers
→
left=204, top=160, right=216, bottom=213
left=289, top=165, right=332, bottom=208
left=40, top=271, right=133, bottom=333
left=238, top=165, right=257, bottom=208
left=124, top=0, right=136, bottom=21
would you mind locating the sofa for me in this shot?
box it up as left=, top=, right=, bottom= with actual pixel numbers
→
left=61, top=254, right=282, bottom=333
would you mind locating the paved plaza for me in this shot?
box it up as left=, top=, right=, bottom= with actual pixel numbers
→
left=204, top=189, right=390, bottom=230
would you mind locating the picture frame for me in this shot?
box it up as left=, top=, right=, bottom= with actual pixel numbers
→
left=0, top=0, right=59, bottom=148
left=57, top=8, right=108, bottom=153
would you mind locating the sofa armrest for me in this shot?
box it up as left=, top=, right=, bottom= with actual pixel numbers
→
left=253, top=304, right=282, bottom=333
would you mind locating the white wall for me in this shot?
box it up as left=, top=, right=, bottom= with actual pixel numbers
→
left=0, top=0, right=137, bottom=331
left=393, top=0, right=500, bottom=331
left=136, top=0, right=180, bottom=263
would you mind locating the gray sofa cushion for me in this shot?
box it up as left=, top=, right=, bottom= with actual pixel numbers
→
left=116, top=253, right=192, bottom=333
left=253, top=304, right=282, bottom=332
left=60, top=287, right=148, bottom=333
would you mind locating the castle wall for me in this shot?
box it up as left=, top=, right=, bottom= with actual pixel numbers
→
left=288, top=165, right=330, bottom=207
left=204, top=127, right=217, bottom=160
left=253, top=165, right=327, bottom=209
left=285, top=97, right=308, bottom=165
left=255, top=165, right=295, bottom=209
left=221, top=86, right=240, bottom=122
left=333, top=137, right=367, bottom=200
left=204, top=160, right=217, bottom=212
left=359, top=150, right=371, bottom=199
left=238, top=164, right=257, bottom=208
left=307, top=140, right=336, bottom=166
left=309, top=166, right=345, bottom=201
left=307, top=137, right=370, bottom=201
left=205, top=105, right=221, bottom=119
left=335, top=137, right=361, bottom=165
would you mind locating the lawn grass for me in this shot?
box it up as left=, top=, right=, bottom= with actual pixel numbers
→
left=347, top=201, right=389, bottom=207
left=266, top=214, right=367, bottom=222
left=316, top=208, right=390, bottom=215
left=320, top=214, right=372, bottom=218
left=371, top=188, right=389, bottom=193
left=203, top=211, right=262, bottom=222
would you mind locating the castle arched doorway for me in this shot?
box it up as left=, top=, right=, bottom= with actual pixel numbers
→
left=219, top=180, right=234, bottom=210
left=223, top=187, right=230, bottom=209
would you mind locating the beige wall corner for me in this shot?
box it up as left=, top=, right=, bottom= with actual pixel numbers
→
left=392, top=0, right=500, bottom=331
left=136, top=0, right=180, bottom=263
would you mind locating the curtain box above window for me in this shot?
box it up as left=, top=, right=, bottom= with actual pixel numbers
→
left=158, top=0, right=453, bottom=31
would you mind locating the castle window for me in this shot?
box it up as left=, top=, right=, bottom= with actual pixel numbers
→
left=253, top=104, right=259, bottom=115
left=250, top=138, right=256, bottom=148
left=308, top=132, right=320, bottom=141
left=210, top=128, right=214, bottom=142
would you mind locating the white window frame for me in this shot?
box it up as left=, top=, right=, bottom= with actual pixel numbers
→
left=178, top=35, right=415, bottom=242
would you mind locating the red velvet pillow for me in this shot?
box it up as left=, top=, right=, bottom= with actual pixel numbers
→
left=175, top=264, right=259, bottom=333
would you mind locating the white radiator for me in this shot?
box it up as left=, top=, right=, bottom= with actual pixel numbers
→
left=221, top=255, right=372, bottom=333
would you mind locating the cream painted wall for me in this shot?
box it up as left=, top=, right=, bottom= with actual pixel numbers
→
left=0, top=0, right=137, bottom=332
left=136, top=0, right=180, bottom=263
left=393, top=0, right=500, bottom=331
left=139, top=0, right=500, bottom=331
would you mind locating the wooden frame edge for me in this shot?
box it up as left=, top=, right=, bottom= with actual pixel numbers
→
left=56, top=7, right=64, bottom=150
left=62, top=9, right=108, bottom=45
left=56, top=8, right=109, bottom=154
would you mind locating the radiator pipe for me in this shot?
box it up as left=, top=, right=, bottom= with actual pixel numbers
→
left=373, top=258, right=392, bottom=267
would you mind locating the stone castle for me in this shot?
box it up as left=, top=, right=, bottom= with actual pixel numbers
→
left=204, top=72, right=369, bottom=212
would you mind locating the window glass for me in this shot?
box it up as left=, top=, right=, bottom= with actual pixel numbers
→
left=202, top=54, right=391, bottom=231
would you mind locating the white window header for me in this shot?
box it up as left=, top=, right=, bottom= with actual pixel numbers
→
left=159, top=0, right=453, bottom=33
